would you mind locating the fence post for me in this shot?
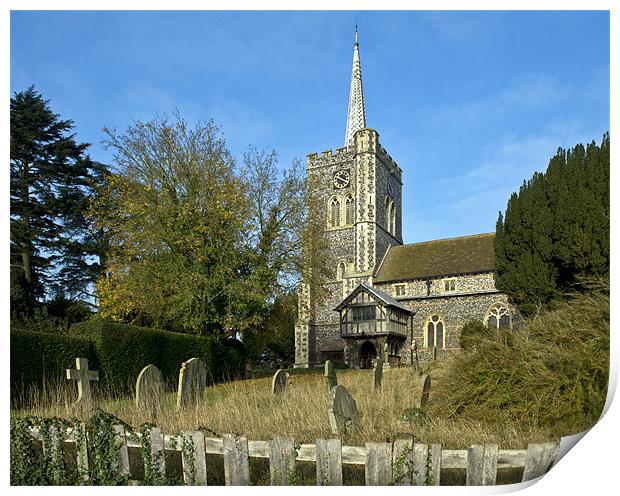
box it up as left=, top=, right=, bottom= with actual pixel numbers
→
left=75, top=422, right=89, bottom=483
left=316, top=438, right=343, bottom=486
left=430, top=443, right=442, bottom=485
left=521, top=442, right=560, bottom=481
left=365, top=442, right=392, bottom=485
left=223, top=434, right=250, bottom=486
left=181, top=430, right=207, bottom=485
left=112, top=425, right=131, bottom=478
left=269, top=437, right=296, bottom=485
left=466, top=444, right=498, bottom=486
left=41, top=425, right=63, bottom=484
left=392, top=437, right=414, bottom=485
left=148, top=427, right=166, bottom=480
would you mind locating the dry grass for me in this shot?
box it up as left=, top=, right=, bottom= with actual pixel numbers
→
left=11, top=363, right=556, bottom=449
left=431, top=289, right=609, bottom=439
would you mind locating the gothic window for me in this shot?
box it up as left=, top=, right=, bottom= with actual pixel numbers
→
left=336, top=261, right=346, bottom=281
left=425, top=315, right=445, bottom=348
left=385, top=197, right=395, bottom=235
left=484, top=303, right=512, bottom=330
left=345, top=195, right=355, bottom=225
left=329, top=196, right=341, bottom=227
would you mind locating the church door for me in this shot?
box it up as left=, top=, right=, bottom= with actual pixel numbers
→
left=360, top=341, right=377, bottom=369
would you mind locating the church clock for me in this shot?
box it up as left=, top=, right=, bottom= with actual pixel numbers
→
left=334, top=169, right=351, bottom=189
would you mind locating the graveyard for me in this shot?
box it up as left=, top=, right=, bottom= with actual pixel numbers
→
left=10, top=286, right=608, bottom=485
left=9, top=11, right=609, bottom=487
left=10, top=354, right=566, bottom=485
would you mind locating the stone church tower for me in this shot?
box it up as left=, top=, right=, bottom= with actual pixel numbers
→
left=294, top=31, right=405, bottom=368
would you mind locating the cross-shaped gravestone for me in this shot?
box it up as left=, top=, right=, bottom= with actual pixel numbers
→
left=66, top=357, right=99, bottom=406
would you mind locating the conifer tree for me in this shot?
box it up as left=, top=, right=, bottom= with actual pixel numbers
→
left=10, top=86, right=109, bottom=315
left=495, top=133, right=609, bottom=314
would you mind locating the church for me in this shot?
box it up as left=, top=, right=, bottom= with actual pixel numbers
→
left=294, top=32, right=516, bottom=369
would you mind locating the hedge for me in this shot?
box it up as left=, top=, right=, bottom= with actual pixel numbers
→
left=69, top=320, right=245, bottom=391
left=11, top=330, right=98, bottom=396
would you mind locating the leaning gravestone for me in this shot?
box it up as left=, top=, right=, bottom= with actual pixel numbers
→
left=417, top=374, right=432, bottom=409
left=176, top=358, right=208, bottom=411
left=324, top=360, right=337, bottom=390
left=271, top=369, right=289, bottom=395
left=373, top=358, right=383, bottom=391
left=328, top=385, right=362, bottom=435
left=135, top=364, right=165, bottom=414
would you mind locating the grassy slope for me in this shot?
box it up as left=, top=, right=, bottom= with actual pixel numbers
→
left=431, top=289, right=609, bottom=439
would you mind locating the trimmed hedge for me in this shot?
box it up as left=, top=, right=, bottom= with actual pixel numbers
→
left=69, top=320, right=245, bottom=391
left=11, top=330, right=98, bottom=394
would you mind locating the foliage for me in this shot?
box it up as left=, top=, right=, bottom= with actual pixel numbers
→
left=70, top=320, right=245, bottom=391
left=243, top=292, right=297, bottom=369
left=432, top=285, right=609, bottom=437
left=402, top=407, right=430, bottom=426
left=495, top=133, right=609, bottom=315
left=459, top=320, right=492, bottom=351
left=10, top=329, right=97, bottom=403
left=10, top=86, right=110, bottom=313
left=85, top=410, right=131, bottom=485
left=92, top=113, right=250, bottom=334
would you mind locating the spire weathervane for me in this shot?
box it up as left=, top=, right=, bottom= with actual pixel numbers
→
left=345, top=26, right=366, bottom=147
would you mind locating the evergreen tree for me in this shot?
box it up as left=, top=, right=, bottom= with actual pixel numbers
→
left=10, top=86, right=109, bottom=315
left=495, top=133, right=609, bottom=314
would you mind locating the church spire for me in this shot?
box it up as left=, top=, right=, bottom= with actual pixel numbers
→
left=344, top=25, right=366, bottom=147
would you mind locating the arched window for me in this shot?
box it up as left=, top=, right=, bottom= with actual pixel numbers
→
left=390, top=201, right=396, bottom=236
left=329, top=197, right=341, bottom=227
left=484, top=303, right=511, bottom=330
left=425, top=315, right=445, bottom=348
left=345, top=195, right=354, bottom=225
left=336, top=261, right=346, bottom=281
left=385, top=197, right=391, bottom=232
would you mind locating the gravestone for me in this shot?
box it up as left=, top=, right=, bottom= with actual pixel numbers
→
left=410, top=339, right=420, bottom=374
left=417, top=374, right=432, bottom=409
left=383, top=342, right=390, bottom=370
left=328, top=385, right=362, bottom=435
left=324, top=360, right=337, bottom=389
left=66, top=357, right=99, bottom=408
left=135, top=364, right=165, bottom=413
left=176, top=358, right=207, bottom=411
left=373, top=358, right=383, bottom=391
left=271, top=369, right=289, bottom=395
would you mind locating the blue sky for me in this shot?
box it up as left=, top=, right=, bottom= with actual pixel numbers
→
left=10, top=10, right=610, bottom=243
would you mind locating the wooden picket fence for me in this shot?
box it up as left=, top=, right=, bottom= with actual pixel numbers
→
left=28, top=425, right=560, bottom=486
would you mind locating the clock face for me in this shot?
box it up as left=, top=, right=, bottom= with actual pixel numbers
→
left=387, top=177, right=394, bottom=197
left=334, top=170, right=350, bottom=189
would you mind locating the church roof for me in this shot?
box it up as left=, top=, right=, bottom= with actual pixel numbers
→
left=334, top=281, right=412, bottom=313
left=374, top=233, right=496, bottom=283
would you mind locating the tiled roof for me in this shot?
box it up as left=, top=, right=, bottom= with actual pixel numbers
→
left=374, top=233, right=496, bottom=283
left=334, top=281, right=412, bottom=313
